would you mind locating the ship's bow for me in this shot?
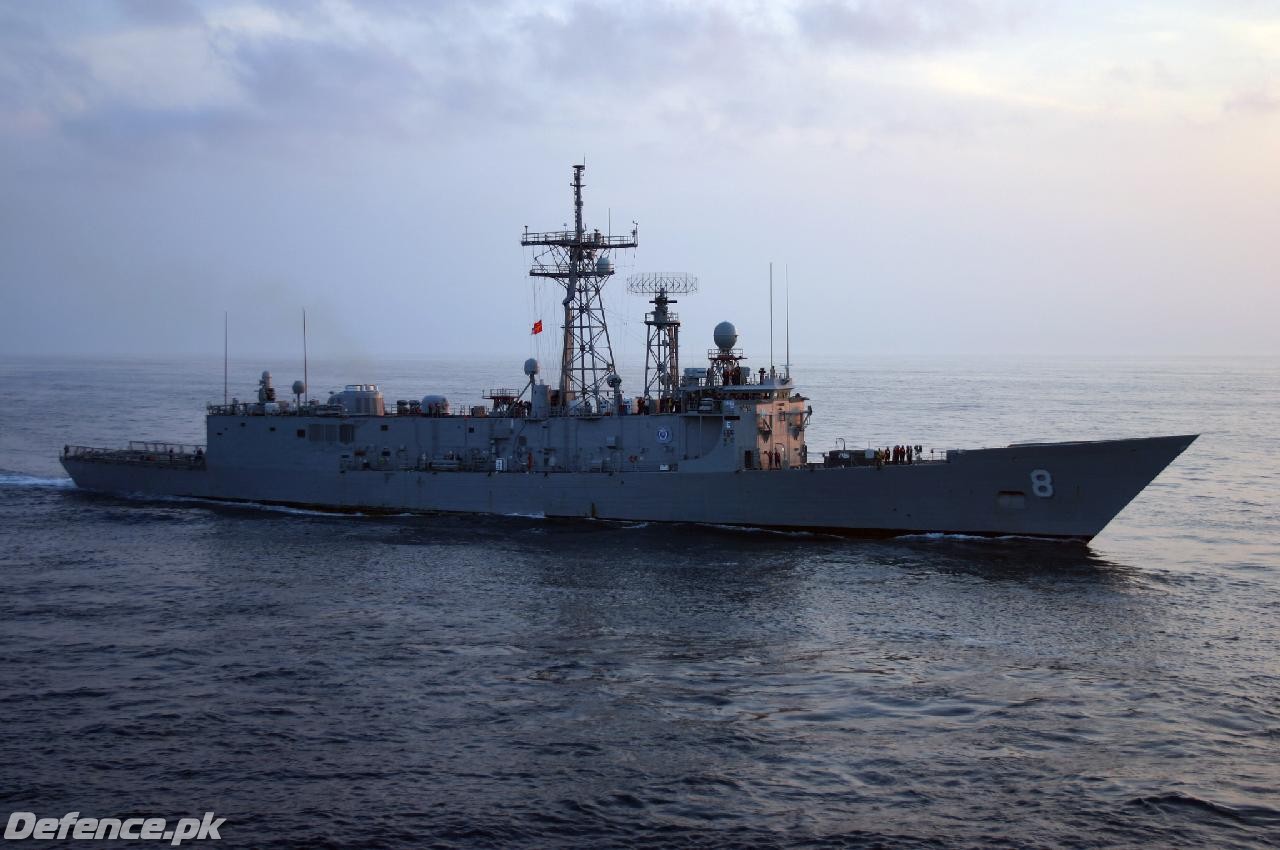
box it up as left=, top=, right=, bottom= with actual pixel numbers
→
left=999, top=433, right=1198, bottom=540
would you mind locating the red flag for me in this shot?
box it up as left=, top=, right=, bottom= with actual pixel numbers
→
left=532, top=320, right=543, bottom=335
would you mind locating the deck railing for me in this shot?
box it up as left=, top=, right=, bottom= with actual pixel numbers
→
left=63, top=443, right=206, bottom=468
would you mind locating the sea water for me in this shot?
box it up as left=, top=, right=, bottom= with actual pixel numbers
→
left=1, top=355, right=1277, bottom=848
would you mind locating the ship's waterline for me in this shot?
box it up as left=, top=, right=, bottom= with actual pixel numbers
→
left=62, top=433, right=1196, bottom=540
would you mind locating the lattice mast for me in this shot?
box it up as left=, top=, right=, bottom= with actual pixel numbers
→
left=521, top=165, right=637, bottom=413
left=626, top=273, right=698, bottom=405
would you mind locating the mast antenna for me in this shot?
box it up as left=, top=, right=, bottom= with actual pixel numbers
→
left=769, top=262, right=775, bottom=378
left=785, top=265, right=790, bottom=381
left=302, top=308, right=309, bottom=403
left=223, top=311, right=228, bottom=406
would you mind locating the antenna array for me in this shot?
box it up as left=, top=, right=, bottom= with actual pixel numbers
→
left=625, top=272, right=698, bottom=296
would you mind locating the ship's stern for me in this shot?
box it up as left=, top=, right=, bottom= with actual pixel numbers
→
left=60, top=444, right=211, bottom=500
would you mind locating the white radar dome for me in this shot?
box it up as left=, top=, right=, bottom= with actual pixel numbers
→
left=291, top=380, right=306, bottom=396
left=596, top=255, right=613, bottom=274
left=524, top=358, right=539, bottom=377
left=421, top=395, right=449, bottom=416
left=713, top=321, right=738, bottom=352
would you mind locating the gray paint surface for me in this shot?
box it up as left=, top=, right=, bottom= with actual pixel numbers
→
left=61, top=401, right=1196, bottom=540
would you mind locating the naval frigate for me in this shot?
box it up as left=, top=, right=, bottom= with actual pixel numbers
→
left=61, top=164, right=1196, bottom=541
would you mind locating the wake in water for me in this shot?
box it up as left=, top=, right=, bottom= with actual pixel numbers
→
left=135, top=493, right=371, bottom=519
left=694, top=522, right=839, bottom=539
left=900, top=531, right=1083, bottom=544
left=0, top=471, right=74, bottom=489
left=23, top=480, right=371, bottom=520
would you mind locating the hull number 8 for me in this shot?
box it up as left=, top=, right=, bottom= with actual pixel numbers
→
left=1030, top=469, right=1054, bottom=498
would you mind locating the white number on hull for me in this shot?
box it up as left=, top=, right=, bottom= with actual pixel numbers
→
left=1030, top=469, right=1054, bottom=498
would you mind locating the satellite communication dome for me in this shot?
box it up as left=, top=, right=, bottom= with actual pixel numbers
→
left=595, top=255, right=613, bottom=274
left=606, top=373, right=622, bottom=388
left=713, top=321, right=738, bottom=352
left=524, top=358, right=539, bottom=377
left=291, top=380, right=306, bottom=396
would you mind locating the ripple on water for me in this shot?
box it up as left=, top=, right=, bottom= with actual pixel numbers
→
left=3, top=357, right=1280, bottom=849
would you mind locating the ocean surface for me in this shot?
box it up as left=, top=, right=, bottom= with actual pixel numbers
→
left=1, top=355, right=1278, bottom=849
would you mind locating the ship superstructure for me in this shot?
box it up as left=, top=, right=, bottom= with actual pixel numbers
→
left=60, top=165, right=1196, bottom=540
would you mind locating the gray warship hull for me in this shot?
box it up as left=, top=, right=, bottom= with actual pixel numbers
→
left=58, top=164, right=1197, bottom=541
left=61, top=431, right=1196, bottom=541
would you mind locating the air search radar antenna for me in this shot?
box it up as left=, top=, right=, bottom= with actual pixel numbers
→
left=626, top=272, right=697, bottom=408
left=301, top=308, right=309, bottom=405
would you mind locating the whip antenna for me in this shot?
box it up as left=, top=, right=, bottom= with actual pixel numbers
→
left=785, top=264, right=790, bottom=381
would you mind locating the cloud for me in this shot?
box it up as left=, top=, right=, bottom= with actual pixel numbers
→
left=232, top=36, right=422, bottom=123
left=3, top=1, right=1280, bottom=359
left=0, top=11, right=95, bottom=127
left=1105, top=60, right=1187, bottom=91
left=114, top=0, right=204, bottom=28
left=1224, top=88, right=1280, bottom=114
left=1, top=0, right=1052, bottom=160
left=1, top=0, right=1271, bottom=184
left=793, top=0, right=1006, bottom=50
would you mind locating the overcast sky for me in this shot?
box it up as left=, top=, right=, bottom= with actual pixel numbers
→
left=2, top=0, right=1277, bottom=370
